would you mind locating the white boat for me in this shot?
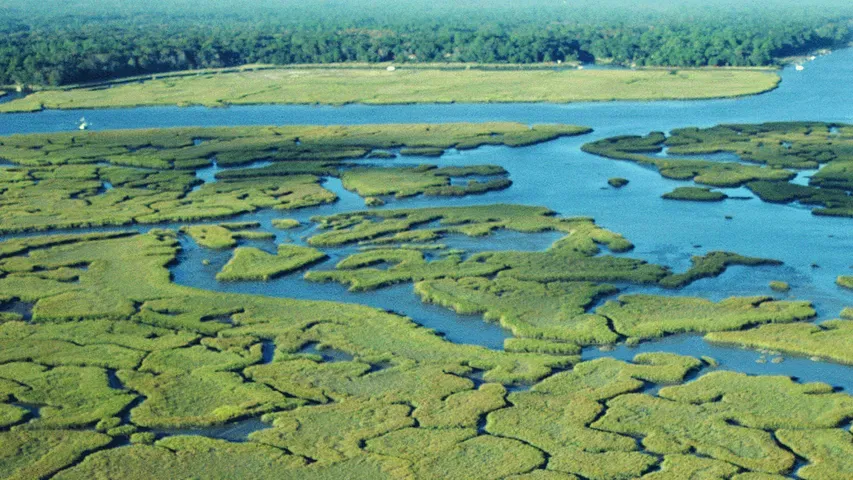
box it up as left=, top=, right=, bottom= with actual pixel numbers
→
left=795, top=64, right=804, bottom=71
left=78, top=118, right=89, bottom=130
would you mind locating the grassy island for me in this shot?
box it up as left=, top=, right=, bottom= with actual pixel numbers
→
left=0, top=67, right=780, bottom=113
left=662, top=186, right=728, bottom=202
left=584, top=122, right=853, bottom=217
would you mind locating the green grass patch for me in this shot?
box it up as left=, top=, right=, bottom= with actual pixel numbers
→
left=597, top=294, right=815, bottom=340
left=0, top=430, right=112, bottom=480
left=0, top=123, right=587, bottom=233
left=271, top=218, right=300, bottom=229
left=662, top=186, right=728, bottom=201
left=584, top=122, right=853, bottom=217
left=217, top=245, right=328, bottom=281
left=53, top=435, right=306, bottom=480
left=608, top=177, right=629, bottom=188
left=0, top=67, right=780, bottom=112
left=707, top=320, right=853, bottom=365
left=415, top=276, right=619, bottom=345
left=658, top=251, right=782, bottom=289
left=776, top=429, right=853, bottom=480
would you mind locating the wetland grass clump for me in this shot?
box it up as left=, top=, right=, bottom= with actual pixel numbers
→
left=271, top=218, right=300, bottom=230
left=597, top=294, right=815, bottom=340
left=706, top=320, right=853, bottom=365
left=658, top=251, right=782, bottom=289
left=415, top=277, right=619, bottom=345
left=51, top=436, right=308, bottom=480
left=584, top=122, right=853, bottom=217
left=837, top=276, right=853, bottom=290
left=0, top=67, right=780, bottom=113
left=0, top=430, right=113, bottom=480
left=662, top=186, right=728, bottom=202
left=217, top=245, right=328, bottom=282
left=775, top=429, right=853, bottom=480
left=181, top=223, right=274, bottom=249
left=0, top=123, right=590, bottom=233
left=769, top=280, right=790, bottom=292
left=607, top=177, right=629, bottom=188
left=1, top=202, right=850, bottom=477
left=339, top=165, right=510, bottom=198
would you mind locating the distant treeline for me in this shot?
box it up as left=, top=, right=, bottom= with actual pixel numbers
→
left=0, top=12, right=850, bottom=86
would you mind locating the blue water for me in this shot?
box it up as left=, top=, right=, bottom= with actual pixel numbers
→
left=1, top=50, right=852, bottom=389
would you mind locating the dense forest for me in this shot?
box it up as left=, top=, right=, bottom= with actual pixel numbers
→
left=0, top=0, right=851, bottom=87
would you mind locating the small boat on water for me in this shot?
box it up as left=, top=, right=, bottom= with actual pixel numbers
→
left=78, top=118, right=89, bottom=130
left=795, top=64, right=805, bottom=71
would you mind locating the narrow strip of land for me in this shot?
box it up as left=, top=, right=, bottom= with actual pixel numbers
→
left=0, top=66, right=780, bottom=112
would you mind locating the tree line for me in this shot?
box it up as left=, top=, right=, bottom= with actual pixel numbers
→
left=0, top=12, right=849, bottom=87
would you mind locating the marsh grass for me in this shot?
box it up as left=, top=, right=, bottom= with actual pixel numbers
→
left=217, top=245, right=327, bottom=281
left=0, top=123, right=588, bottom=232
left=662, top=186, right=728, bottom=201
left=583, top=122, right=853, bottom=217
left=0, top=203, right=847, bottom=478
left=0, top=67, right=780, bottom=113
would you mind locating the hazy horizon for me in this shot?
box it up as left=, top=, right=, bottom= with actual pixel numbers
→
left=3, top=0, right=853, bottom=25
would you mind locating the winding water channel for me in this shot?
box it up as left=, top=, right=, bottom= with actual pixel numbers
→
left=2, top=50, right=852, bottom=393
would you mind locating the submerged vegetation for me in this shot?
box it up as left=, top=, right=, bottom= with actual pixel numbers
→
left=583, top=122, right=853, bottom=217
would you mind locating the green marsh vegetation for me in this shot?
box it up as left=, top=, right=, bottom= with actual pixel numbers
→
left=0, top=68, right=782, bottom=112
left=838, top=276, right=853, bottom=290
left=0, top=123, right=586, bottom=233
left=607, top=178, right=629, bottom=188
left=706, top=319, right=853, bottom=365
left=305, top=205, right=813, bottom=351
left=340, top=165, right=511, bottom=198
left=271, top=219, right=300, bottom=230
left=0, top=124, right=849, bottom=477
left=583, top=122, right=853, bottom=217
left=0, top=228, right=847, bottom=478
left=180, top=222, right=273, bottom=249
left=662, top=186, right=728, bottom=201
left=597, top=295, right=814, bottom=342
left=216, top=245, right=327, bottom=281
